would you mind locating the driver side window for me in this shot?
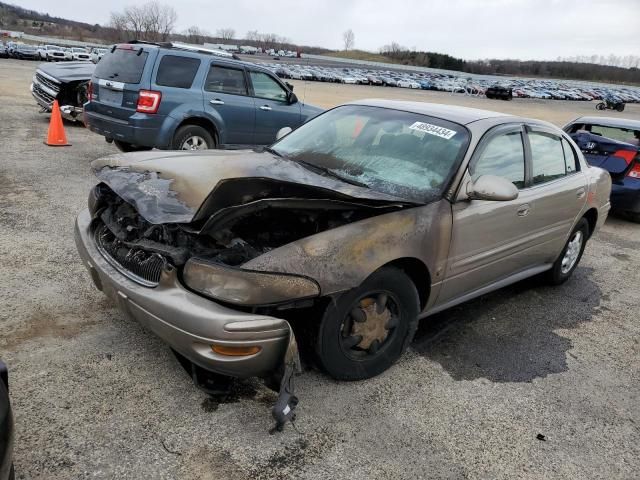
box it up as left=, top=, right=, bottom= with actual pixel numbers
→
left=471, top=131, right=525, bottom=189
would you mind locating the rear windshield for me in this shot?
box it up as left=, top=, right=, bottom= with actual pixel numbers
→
left=94, top=48, right=149, bottom=84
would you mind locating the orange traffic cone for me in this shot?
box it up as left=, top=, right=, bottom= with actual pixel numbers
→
left=44, top=100, right=71, bottom=147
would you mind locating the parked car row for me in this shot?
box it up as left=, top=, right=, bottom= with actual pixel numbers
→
left=260, top=62, right=640, bottom=103
left=1, top=41, right=107, bottom=63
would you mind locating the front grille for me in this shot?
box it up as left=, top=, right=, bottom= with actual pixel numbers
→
left=31, top=82, right=56, bottom=106
left=94, top=224, right=166, bottom=287
left=35, top=72, right=60, bottom=94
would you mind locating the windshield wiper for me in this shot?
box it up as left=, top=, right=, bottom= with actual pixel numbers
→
left=263, top=146, right=284, bottom=158
left=295, top=160, right=370, bottom=189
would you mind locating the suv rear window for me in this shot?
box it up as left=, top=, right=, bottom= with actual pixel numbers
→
left=156, top=55, right=200, bottom=89
left=204, top=65, right=247, bottom=95
left=94, top=48, right=149, bottom=84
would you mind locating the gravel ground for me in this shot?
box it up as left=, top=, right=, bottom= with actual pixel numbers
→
left=1, top=58, right=639, bottom=479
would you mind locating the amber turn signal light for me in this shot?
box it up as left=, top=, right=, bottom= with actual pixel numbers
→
left=211, top=345, right=261, bottom=357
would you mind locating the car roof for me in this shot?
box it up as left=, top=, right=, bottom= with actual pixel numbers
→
left=346, top=99, right=514, bottom=125
left=569, top=116, right=640, bottom=130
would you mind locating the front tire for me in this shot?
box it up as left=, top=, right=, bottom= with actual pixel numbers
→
left=171, top=125, right=215, bottom=150
left=547, top=218, right=589, bottom=285
left=596, top=102, right=606, bottom=110
left=315, top=267, right=420, bottom=380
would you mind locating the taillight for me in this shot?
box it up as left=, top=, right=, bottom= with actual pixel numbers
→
left=87, top=81, right=94, bottom=101
left=627, top=162, right=640, bottom=179
left=613, top=149, right=636, bottom=164
left=136, top=90, right=162, bottom=114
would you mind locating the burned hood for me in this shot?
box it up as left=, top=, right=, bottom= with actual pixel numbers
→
left=91, top=150, right=417, bottom=224
left=37, top=61, right=96, bottom=82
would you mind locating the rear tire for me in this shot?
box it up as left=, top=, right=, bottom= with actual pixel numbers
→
left=596, top=102, right=606, bottom=110
left=315, top=267, right=420, bottom=381
left=547, top=218, right=589, bottom=285
left=113, top=140, right=152, bottom=153
left=171, top=125, right=216, bottom=150
left=616, top=103, right=625, bottom=112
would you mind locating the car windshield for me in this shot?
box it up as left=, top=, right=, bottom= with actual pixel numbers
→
left=271, top=105, right=470, bottom=202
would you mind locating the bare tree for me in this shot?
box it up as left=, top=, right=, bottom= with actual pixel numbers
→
left=184, top=25, right=206, bottom=44
left=109, top=1, right=177, bottom=42
left=246, top=30, right=260, bottom=42
left=216, top=28, right=235, bottom=40
left=343, top=28, right=355, bottom=51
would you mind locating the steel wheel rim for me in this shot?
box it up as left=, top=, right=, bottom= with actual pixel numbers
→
left=561, top=230, right=583, bottom=274
left=180, top=135, right=208, bottom=150
left=339, top=291, right=400, bottom=359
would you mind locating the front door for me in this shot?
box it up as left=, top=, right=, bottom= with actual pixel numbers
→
left=249, top=70, right=301, bottom=145
left=438, top=124, right=540, bottom=304
left=202, top=63, right=255, bottom=146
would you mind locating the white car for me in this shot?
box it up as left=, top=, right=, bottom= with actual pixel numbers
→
left=63, top=48, right=73, bottom=61
left=70, top=47, right=91, bottom=61
left=397, top=79, right=420, bottom=89
left=90, top=48, right=108, bottom=63
left=38, top=45, right=66, bottom=62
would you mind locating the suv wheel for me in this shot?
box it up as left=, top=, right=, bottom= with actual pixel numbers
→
left=172, top=125, right=215, bottom=150
left=547, top=218, right=589, bottom=285
left=113, top=140, right=152, bottom=153
left=314, top=267, right=420, bottom=380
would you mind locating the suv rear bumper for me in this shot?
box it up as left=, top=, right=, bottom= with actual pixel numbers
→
left=74, top=209, right=289, bottom=378
left=84, top=108, right=170, bottom=148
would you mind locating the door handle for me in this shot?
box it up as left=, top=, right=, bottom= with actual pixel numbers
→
left=209, top=99, right=225, bottom=105
left=260, top=105, right=272, bottom=111
left=576, top=188, right=586, bottom=199
left=517, top=204, right=530, bottom=217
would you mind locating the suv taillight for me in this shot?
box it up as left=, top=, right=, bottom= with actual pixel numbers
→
left=136, top=90, right=162, bottom=114
left=87, top=81, right=94, bottom=101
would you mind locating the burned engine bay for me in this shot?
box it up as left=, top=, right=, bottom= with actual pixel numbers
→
left=93, top=182, right=407, bottom=271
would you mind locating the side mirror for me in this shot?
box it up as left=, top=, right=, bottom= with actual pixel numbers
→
left=467, top=175, right=518, bottom=201
left=285, top=82, right=294, bottom=91
left=275, top=127, right=292, bottom=140
left=288, top=92, right=298, bottom=105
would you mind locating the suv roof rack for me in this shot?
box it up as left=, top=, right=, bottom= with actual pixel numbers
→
left=126, top=39, right=239, bottom=60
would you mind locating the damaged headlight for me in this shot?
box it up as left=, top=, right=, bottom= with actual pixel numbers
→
left=183, top=258, right=320, bottom=306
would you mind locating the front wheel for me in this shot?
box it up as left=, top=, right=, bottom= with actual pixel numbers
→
left=596, top=102, right=606, bottom=110
left=171, top=125, right=215, bottom=150
left=315, top=267, right=420, bottom=380
left=616, top=103, right=625, bottom=112
left=547, top=218, right=589, bottom=285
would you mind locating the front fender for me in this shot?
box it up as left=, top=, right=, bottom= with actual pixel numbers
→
left=242, top=200, right=452, bottom=299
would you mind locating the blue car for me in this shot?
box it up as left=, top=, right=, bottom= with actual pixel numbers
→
left=84, top=42, right=322, bottom=152
left=565, top=116, right=640, bottom=222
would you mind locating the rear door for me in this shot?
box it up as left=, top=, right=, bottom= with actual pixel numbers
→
left=248, top=70, right=302, bottom=145
left=523, top=125, right=587, bottom=262
left=202, top=62, right=255, bottom=146
left=92, top=45, right=154, bottom=122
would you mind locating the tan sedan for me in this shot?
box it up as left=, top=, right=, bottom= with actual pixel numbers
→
left=75, top=100, right=611, bottom=387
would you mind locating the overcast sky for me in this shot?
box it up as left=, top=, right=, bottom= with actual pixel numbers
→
left=16, top=0, right=640, bottom=60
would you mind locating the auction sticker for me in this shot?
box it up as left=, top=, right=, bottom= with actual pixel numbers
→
left=409, top=122, right=457, bottom=139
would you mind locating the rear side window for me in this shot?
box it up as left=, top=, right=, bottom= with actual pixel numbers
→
left=471, top=131, right=525, bottom=189
left=94, top=48, right=149, bottom=84
left=204, top=65, right=247, bottom=95
left=156, top=55, right=200, bottom=89
left=250, top=71, right=288, bottom=101
left=529, top=132, right=566, bottom=185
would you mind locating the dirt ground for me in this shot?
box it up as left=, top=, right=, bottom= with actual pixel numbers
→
left=0, top=58, right=639, bottom=479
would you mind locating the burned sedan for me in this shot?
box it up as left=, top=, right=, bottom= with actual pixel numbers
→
left=75, top=100, right=612, bottom=393
left=30, top=61, right=95, bottom=122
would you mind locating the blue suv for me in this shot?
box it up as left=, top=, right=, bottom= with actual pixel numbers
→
left=84, top=42, right=322, bottom=152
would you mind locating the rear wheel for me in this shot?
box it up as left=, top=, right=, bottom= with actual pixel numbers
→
left=547, top=218, right=589, bottom=285
left=113, top=140, right=152, bottom=153
left=172, top=125, right=215, bottom=150
left=596, top=102, right=606, bottom=110
left=315, top=267, right=420, bottom=380
left=616, top=103, right=625, bottom=112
